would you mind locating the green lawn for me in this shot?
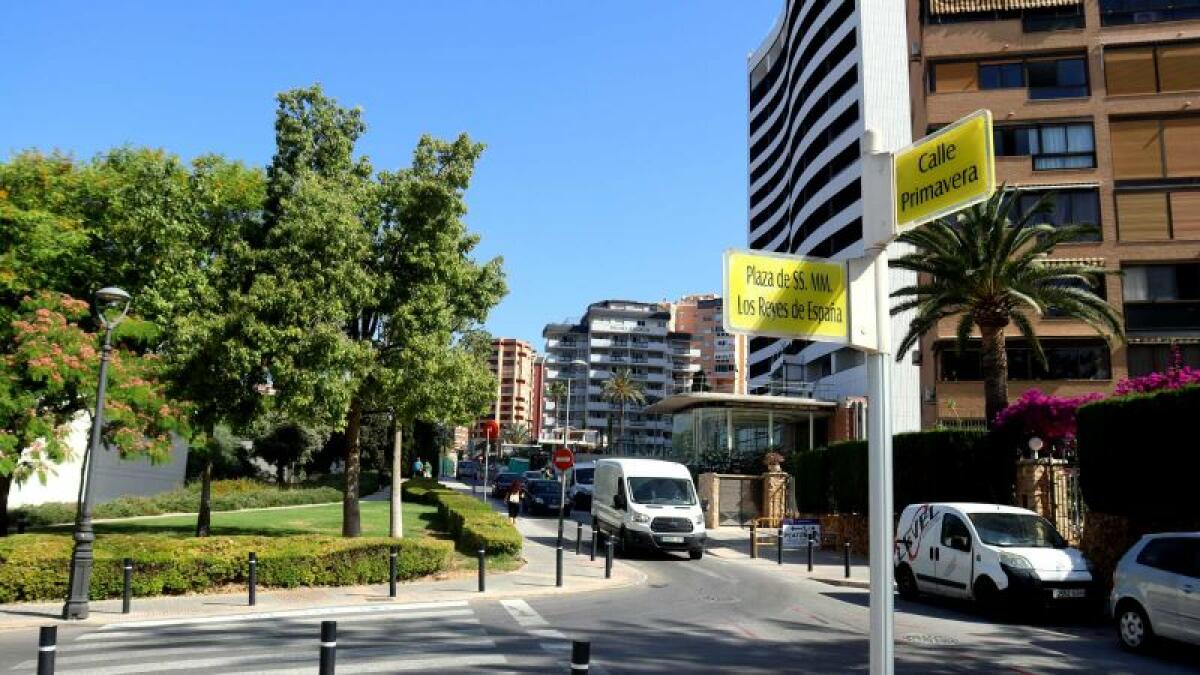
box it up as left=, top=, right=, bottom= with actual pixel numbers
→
left=84, top=501, right=438, bottom=538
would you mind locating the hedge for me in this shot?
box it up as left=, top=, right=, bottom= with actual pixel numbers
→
left=402, top=479, right=522, bottom=557
left=0, top=534, right=452, bottom=603
left=789, top=429, right=1013, bottom=513
left=1078, top=385, right=1200, bottom=519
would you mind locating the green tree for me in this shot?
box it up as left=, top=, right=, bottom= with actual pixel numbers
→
left=502, top=423, right=531, bottom=446
left=251, top=417, right=323, bottom=487
left=546, top=381, right=567, bottom=432
left=603, top=368, right=646, bottom=453
left=892, top=190, right=1122, bottom=426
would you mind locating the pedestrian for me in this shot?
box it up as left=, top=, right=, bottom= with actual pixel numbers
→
left=506, top=482, right=522, bottom=524
left=412, top=457, right=423, bottom=478
left=422, top=461, right=432, bottom=479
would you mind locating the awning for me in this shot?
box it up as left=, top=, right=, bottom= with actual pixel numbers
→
left=1037, top=257, right=1106, bottom=268
left=644, top=392, right=835, bottom=416
left=929, top=0, right=1080, bottom=14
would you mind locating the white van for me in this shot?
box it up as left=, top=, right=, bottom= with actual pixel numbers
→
left=567, top=461, right=595, bottom=510
left=591, top=458, right=706, bottom=559
left=894, top=503, right=1097, bottom=610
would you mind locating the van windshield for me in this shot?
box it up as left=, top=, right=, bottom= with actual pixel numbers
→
left=968, top=513, right=1067, bottom=549
left=628, top=477, right=695, bottom=506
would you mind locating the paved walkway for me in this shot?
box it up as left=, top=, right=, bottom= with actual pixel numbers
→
left=703, top=525, right=872, bottom=588
left=0, top=481, right=643, bottom=631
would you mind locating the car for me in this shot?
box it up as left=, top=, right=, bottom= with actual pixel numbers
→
left=490, top=472, right=521, bottom=498
left=567, top=462, right=595, bottom=511
left=521, top=479, right=565, bottom=516
left=591, top=458, right=706, bottom=560
left=1110, top=532, right=1200, bottom=652
left=457, top=461, right=478, bottom=480
left=893, top=503, right=1098, bottom=612
left=522, top=470, right=544, bottom=482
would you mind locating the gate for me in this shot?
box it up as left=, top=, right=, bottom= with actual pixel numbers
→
left=718, top=476, right=762, bottom=526
left=1054, top=464, right=1085, bottom=544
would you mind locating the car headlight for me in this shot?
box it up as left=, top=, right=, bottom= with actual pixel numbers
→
left=632, top=512, right=651, bottom=524
left=1000, top=552, right=1033, bottom=570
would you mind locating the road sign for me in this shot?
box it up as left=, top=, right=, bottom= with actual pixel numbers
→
left=723, top=249, right=848, bottom=342
left=894, top=109, right=995, bottom=232
left=552, top=447, right=575, bottom=472
left=782, top=518, right=821, bottom=550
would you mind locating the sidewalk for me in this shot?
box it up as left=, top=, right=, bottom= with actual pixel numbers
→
left=0, top=481, right=643, bottom=631
left=704, top=525, right=872, bottom=589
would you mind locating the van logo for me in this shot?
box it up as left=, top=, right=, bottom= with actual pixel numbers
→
left=896, top=504, right=938, bottom=562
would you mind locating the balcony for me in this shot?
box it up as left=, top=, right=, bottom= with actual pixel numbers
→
left=1124, top=302, right=1200, bottom=333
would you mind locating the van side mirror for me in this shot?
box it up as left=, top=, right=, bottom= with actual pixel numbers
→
left=613, top=494, right=626, bottom=510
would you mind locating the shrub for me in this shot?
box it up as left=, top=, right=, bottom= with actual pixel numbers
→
left=791, top=448, right=831, bottom=513
left=0, top=534, right=452, bottom=603
left=1078, top=385, right=1200, bottom=519
left=402, top=479, right=522, bottom=556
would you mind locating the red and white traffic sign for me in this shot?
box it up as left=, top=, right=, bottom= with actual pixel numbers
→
left=552, top=447, right=575, bottom=471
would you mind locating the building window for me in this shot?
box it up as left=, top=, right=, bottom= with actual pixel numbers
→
left=980, top=62, right=1026, bottom=89
left=1128, top=343, right=1200, bottom=376
left=932, top=56, right=1089, bottom=99
left=1100, top=0, right=1200, bottom=26
left=1123, top=263, right=1200, bottom=331
left=1010, top=188, right=1101, bottom=242
left=1111, top=117, right=1200, bottom=180
left=805, top=354, right=833, bottom=381
left=1027, top=58, right=1089, bottom=99
left=1105, top=42, right=1200, bottom=96
left=938, top=339, right=1112, bottom=381
left=995, top=123, right=1096, bottom=170
left=1116, top=189, right=1200, bottom=241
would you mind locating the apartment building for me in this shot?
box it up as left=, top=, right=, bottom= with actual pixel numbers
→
left=542, top=300, right=702, bottom=454
left=909, top=0, right=1200, bottom=428
left=671, top=294, right=748, bottom=394
left=481, top=338, right=538, bottom=433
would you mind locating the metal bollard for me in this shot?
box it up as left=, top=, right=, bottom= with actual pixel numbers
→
left=777, top=526, right=784, bottom=566
left=604, top=539, right=614, bottom=579
left=477, top=549, right=486, bottom=592
left=556, top=546, right=564, bottom=587
left=576, top=522, right=583, bottom=555
left=590, top=530, right=597, bottom=562
left=37, top=626, right=55, bottom=675
left=388, top=545, right=398, bottom=598
left=122, top=558, right=133, bottom=614
left=16, top=516, right=27, bottom=534
left=248, top=552, right=257, bottom=606
left=570, top=639, right=591, bottom=672
left=807, top=536, right=814, bottom=573
left=319, top=620, right=336, bottom=675
left=843, top=542, right=851, bottom=579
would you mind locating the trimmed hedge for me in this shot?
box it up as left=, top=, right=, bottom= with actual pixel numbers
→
left=402, top=479, right=522, bottom=557
left=789, top=429, right=1013, bottom=513
left=0, top=534, right=452, bottom=603
left=1078, top=385, right=1200, bottom=519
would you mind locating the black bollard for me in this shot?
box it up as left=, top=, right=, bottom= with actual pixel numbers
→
left=37, top=626, right=55, bottom=675
left=604, top=539, right=614, bottom=579
left=807, top=536, right=814, bottom=573
left=319, top=620, right=336, bottom=675
left=843, top=542, right=851, bottom=579
left=590, top=530, right=598, bottom=562
left=122, top=558, right=133, bottom=614
left=16, top=516, right=27, bottom=535
left=570, top=639, right=591, bottom=673
left=477, top=548, right=486, bottom=593
left=556, top=546, right=564, bottom=587
left=777, top=526, right=784, bottom=566
left=248, top=552, right=257, bottom=606
left=576, top=522, right=583, bottom=555
left=388, top=545, right=398, bottom=598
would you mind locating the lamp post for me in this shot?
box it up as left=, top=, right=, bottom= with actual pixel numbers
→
left=558, top=359, right=588, bottom=547
left=63, top=287, right=131, bottom=620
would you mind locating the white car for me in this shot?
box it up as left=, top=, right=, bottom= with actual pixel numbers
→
left=591, top=458, right=705, bottom=559
left=894, top=503, right=1097, bottom=610
left=1110, top=533, right=1200, bottom=652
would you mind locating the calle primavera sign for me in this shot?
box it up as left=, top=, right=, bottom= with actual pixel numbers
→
left=893, top=109, right=995, bottom=231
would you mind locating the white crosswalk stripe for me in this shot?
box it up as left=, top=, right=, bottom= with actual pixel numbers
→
left=14, top=600, right=513, bottom=674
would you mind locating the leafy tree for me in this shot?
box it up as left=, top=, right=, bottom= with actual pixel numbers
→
left=190, top=425, right=244, bottom=536
left=892, top=190, right=1122, bottom=426
left=0, top=293, right=185, bottom=534
left=603, top=368, right=646, bottom=453
left=251, top=417, right=323, bottom=487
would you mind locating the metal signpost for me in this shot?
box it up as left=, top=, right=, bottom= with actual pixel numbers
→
left=552, top=446, right=575, bottom=548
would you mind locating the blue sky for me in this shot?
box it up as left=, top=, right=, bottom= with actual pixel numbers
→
left=1, top=1, right=779, bottom=347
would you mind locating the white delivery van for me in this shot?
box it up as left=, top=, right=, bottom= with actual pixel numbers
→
left=894, top=503, right=1097, bottom=610
left=567, top=461, right=596, bottom=511
left=592, top=458, right=706, bottom=559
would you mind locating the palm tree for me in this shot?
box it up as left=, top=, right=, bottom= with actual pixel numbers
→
left=891, top=189, right=1122, bottom=427
left=546, top=381, right=567, bottom=434
left=501, top=423, right=530, bottom=446
left=603, top=368, right=646, bottom=453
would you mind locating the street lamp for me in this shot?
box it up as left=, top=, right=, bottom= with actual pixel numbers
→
left=63, top=287, right=132, bottom=620
left=558, top=359, right=588, bottom=548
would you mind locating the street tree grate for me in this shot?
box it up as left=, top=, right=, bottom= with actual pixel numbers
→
left=902, top=633, right=960, bottom=647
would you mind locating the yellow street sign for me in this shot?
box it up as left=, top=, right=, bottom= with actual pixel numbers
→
left=894, top=109, right=995, bottom=231
left=723, top=249, right=848, bottom=342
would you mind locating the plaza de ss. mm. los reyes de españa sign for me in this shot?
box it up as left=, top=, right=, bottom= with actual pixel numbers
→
left=723, top=249, right=848, bottom=343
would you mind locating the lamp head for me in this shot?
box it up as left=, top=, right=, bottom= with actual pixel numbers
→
left=94, top=286, right=132, bottom=329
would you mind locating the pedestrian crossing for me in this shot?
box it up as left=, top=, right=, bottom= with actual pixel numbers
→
left=10, top=600, right=521, bottom=674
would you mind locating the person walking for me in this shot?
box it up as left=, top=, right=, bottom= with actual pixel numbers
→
left=412, top=457, right=423, bottom=478
left=422, top=461, right=432, bottom=479
left=506, top=482, right=523, bottom=524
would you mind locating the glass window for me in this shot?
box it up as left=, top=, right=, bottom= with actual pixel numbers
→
left=980, top=62, right=1025, bottom=89
left=1028, top=58, right=1089, bottom=99
left=627, top=477, right=695, bottom=506
left=1101, top=0, right=1200, bottom=26
left=1017, top=188, right=1101, bottom=241
left=940, top=514, right=972, bottom=549
left=939, top=340, right=1110, bottom=381
left=968, top=513, right=1067, bottom=548
left=1136, top=537, right=1194, bottom=575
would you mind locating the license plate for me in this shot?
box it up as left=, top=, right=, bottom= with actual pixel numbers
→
left=660, top=536, right=684, bottom=544
left=1052, top=588, right=1085, bottom=599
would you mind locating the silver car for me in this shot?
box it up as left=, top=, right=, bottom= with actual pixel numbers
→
left=1110, top=532, right=1200, bottom=652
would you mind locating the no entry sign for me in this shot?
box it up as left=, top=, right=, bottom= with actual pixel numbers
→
left=552, top=447, right=575, bottom=471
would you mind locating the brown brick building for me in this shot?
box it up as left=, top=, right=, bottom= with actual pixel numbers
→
left=481, top=338, right=538, bottom=434
left=670, top=294, right=748, bottom=394
left=908, top=0, right=1200, bottom=428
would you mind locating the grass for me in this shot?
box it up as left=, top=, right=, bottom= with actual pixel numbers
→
left=82, top=501, right=438, bottom=538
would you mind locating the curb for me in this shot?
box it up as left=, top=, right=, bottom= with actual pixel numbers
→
left=810, top=577, right=871, bottom=590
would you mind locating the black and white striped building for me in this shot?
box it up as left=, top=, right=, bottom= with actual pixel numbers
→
left=746, top=0, right=921, bottom=431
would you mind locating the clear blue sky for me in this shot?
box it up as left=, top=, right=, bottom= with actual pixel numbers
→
left=0, top=1, right=779, bottom=348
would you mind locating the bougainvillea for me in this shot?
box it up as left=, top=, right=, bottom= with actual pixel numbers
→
left=992, top=388, right=1104, bottom=456
left=1114, top=344, right=1200, bottom=396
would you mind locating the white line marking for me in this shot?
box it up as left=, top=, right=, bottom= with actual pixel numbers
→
left=90, top=600, right=469, bottom=631
left=500, top=599, right=549, bottom=628
left=528, top=628, right=566, bottom=640
left=249, top=653, right=509, bottom=674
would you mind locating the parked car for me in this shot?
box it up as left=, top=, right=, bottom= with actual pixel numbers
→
left=568, top=461, right=595, bottom=511
left=591, top=458, right=706, bottom=560
left=457, top=460, right=478, bottom=480
left=521, top=479, right=565, bottom=516
left=522, top=470, right=544, bottom=483
left=490, top=472, right=521, bottom=499
left=1110, top=532, right=1200, bottom=652
left=894, top=503, right=1097, bottom=611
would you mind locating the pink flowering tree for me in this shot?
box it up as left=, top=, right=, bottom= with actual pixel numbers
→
left=1114, top=344, right=1200, bottom=396
left=992, top=388, right=1104, bottom=459
left=0, top=292, right=187, bottom=533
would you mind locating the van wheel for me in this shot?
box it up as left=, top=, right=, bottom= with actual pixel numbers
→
left=1117, top=601, right=1153, bottom=652
left=973, top=576, right=1003, bottom=615
left=689, top=547, right=704, bottom=560
left=896, top=565, right=919, bottom=601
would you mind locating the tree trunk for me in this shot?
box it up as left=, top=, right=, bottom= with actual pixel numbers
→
left=342, top=397, right=363, bottom=538
left=0, top=473, right=11, bottom=537
left=195, top=458, right=213, bottom=537
left=276, top=462, right=286, bottom=489
left=980, top=322, right=1010, bottom=428
left=619, top=402, right=626, bottom=452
